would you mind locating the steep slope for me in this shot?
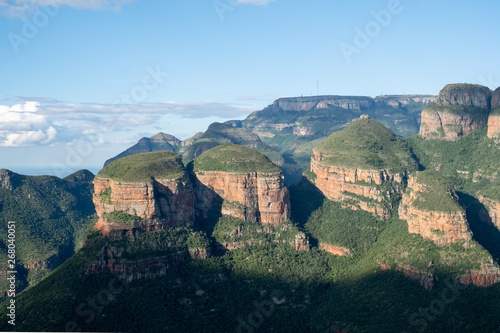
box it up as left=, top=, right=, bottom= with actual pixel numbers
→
left=192, top=144, right=290, bottom=225
left=103, top=132, right=181, bottom=167
left=93, top=151, right=194, bottom=239
left=488, top=88, right=500, bottom=139
left=399, top=171, right=472, bottom=246
left=0, top=169, right=96, bottom=299
left=420, top=84, right=491, bottom=141
left=310, top=115, right=418, bottom=218
left=182, top=122, right=284, bottom=166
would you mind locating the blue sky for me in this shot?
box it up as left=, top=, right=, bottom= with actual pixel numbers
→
left=1, top=0, right=499, bottom=175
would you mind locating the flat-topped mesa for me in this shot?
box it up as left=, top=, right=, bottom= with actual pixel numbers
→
left=193, top=144, right=290, bottom=225
left=93, top=151, right=194, bottom=239
left=272, top=95, right=375, bottom=112
left=488, top=88, right=500, bottom=139
left=311, top=116, right=418, bottom=218
left=420, top=83, right=492, bottom=141
left=399, top=171, right=473, bottom=246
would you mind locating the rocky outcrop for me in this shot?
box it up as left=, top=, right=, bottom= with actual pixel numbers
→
left=87, top=245, right=189, bottom=281
left=487, top=111, right=500, bottom=139
left=320, top=244, right=352, bottom=257
left=194, top=171, right=290, bottom=225
left=460, top=263, right=500, bottom=287
left=420, top=106, right=489, bottom=141
left=420, top=84, right=492, bottom=141
left=0, top=169, right=15, bottom=190
left=93, top=176, right=194, bottom=239
left=294, top=232, right=310, bottom=251
left=478, top=196, right=500, bottom=231
left=380, top=264, right=435, bottom=290
left=399, top=173, right=472, bottom=246
left=435, top=84, right=491, bottom=108
left=310, top=152, right=404, bottom=218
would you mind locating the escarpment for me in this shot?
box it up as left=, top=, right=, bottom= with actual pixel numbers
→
left=398, top=171, right=472, bottom=246
left=93, top=151, right=194, bottom=239
left=310, top=116, right=418, bottom=218
left=488, top=88, right=500, bottom=139
left=420, top=83, right=497, bottom=141
left=192, top=144, right=290, bottom=225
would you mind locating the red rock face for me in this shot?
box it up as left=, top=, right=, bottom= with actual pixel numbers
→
left=460, top=264, right=500, bottom=287
left=194, top=171, right=290, bottom=225
left=487, top=113, right=500, bottom=139
left=320, top=244, right=351, bottom=257
left=419, top=107, right=489, bottom=141
left=93, top=176, right=194, bottom=239
left=310, top=150, right=404, bottom=219
left=398, top=176, right=472, bottom=246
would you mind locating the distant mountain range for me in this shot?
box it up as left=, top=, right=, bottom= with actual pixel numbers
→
left=105, top=94, right=436, bottom=183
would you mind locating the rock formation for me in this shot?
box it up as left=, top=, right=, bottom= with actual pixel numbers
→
left=310, top=116, right=417, bottom=218
left=193, top=145, right=290, bottom=225
left=93, top=151, right=194, bottom=239
left=399, top=171, right=473, bottom=246
left=460, top=263, right=500, bottom=287
left=478, top=196, right=500, bottom=231
left=420, top=84, right=493, bottom=141
left=488, top=111, right=500, bottom=139
left=320, top=244, right=352, bottom=257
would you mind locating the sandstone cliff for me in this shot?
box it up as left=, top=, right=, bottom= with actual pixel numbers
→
left=398, top=171, right=472, bottom=246
left=420, top=84, right=492, bottom=141
left=310, top=116, right=417, bottom=218
left=487, top=109, right=500, bottom=139
left=93, top=151, right=194, bottom=239
left=193, top=145, right=290, bottom=225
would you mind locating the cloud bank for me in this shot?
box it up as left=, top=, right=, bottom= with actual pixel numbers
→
left=0, top=99, right=254, bottom=147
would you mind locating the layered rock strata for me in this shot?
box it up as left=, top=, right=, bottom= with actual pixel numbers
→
left=194, top=171, right=290, bottom=225
left=399, top=173, right=473, bottom=246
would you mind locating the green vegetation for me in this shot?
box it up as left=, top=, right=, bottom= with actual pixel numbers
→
left=103, top=211, right=142, bottom=224
left=407, top=128, right=500, bottom=202
left=315, top=118, right=419, bottom=173
left=409, top=171, right=463, bottom=212
left=3, top=184, right=500, bottom=332
left=193, top=144, right=280, bottom=173
left=182, top=122, right=285, bottom=166
left=100, top=187, right=112, bottom=203
left=212, top=216, right=302, bottom=245
left=0, top=170, right=96, bottom=300
left=97, top=151, right=186, bottom=182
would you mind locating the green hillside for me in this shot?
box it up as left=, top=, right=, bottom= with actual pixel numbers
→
left=97, top=151, right=186, bottom=182
left=193, top=144, right=280, bottom=173
left=0, top=169, right=96, bottom=299
left=182, top=122, right=284, bottom=166
left=315, top=117, right=419, bottom=173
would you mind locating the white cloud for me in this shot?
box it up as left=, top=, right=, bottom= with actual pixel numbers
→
left=0, top=101, right=58, bottom=146
left=0, top=98, right=255, bottom=147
